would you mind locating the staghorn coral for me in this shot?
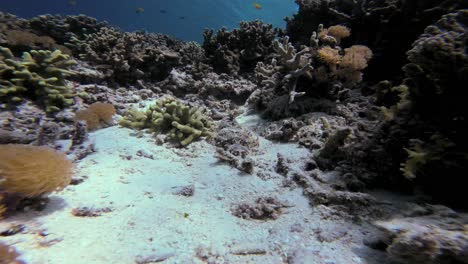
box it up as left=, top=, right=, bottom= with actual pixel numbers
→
left=120, top=97, right=212, bottom=146
left=0, top=144, right=73, bottom=198
left=74, top=102, right=116, bottom=131
left=0, top=46, right=76, bottom=112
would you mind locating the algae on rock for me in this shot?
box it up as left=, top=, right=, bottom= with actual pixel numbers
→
left=0, top=46, right=76, bottom=112
left=120, top=97, right=212, bottom=146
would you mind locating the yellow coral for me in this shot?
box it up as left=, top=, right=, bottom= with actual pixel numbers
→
left=0, top=144, right=73, bottom=198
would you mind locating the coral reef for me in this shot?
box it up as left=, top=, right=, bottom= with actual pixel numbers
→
left=373, top=205, right=468, bottom=264
left=0, top=144, right=73, bottom=198
left=74, top=27, right=182, bottom=84
left=248, top=24, right=372, bottom=120
left=74, top=102, right=116, bottom=131
left=285, top=0, right=468, bottom=82
left=0, top=46, right=76, bottom=112
left=120, top=97, right=212, bottom=146
left=203, top=20, right=278, bottom=74
left=28, top=14, right=108, bottom=49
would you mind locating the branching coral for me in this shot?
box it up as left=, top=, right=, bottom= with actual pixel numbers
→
left=74, top=102, right=116, bottom=130
left=120, top=97, right=212, bottom=146
left=0, top=144, right=73, bottom=198
left=0, top=46, right=76, bottom=112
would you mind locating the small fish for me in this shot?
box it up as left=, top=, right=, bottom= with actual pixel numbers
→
left=68, top=0, right=77, bottom=6
left=179, top=16, right=186, bottom=20
left=253, top=2, right=262, bottom=10
left=136, top=7, right=145, bottom=14
left=160, top=9, right=167, bottom=14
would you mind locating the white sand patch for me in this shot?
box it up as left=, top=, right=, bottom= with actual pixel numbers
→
left=0, top=122, right=383, bottom=263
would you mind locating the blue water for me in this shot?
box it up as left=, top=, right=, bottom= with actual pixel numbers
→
left=0, top=0, right=298, bottom=42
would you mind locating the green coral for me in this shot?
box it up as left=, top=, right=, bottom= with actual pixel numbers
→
left=0, top=46, right=76, bottom=112
left=120, top=97, right=212, bottom=146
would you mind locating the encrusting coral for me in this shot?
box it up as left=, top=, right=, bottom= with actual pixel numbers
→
left=120, top=97, right=212, bottom=146
left=0, top=144, right=73, bottom=198
left=74, top=102, right=116, bottom=131
left=0, top=46, right=76, bottom=112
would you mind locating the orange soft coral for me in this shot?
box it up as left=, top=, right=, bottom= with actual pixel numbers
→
left=0, top=144, right=73, bottom=198
left=74, top=102, right=116, bottom=130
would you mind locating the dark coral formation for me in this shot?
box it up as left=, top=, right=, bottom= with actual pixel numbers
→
left=203, top=20, right=278, bottom=74
left=75, top=28, right=183, bottom=84
left=330, top=10, right=468, bottom=208
left=285, top=0, right=468, bottom=82
left=248, top=24, right=372, bottom=120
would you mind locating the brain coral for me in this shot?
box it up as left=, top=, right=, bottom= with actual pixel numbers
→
left=0, top=144, right=73, bottom=197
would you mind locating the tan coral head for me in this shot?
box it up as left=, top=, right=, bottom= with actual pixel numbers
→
left=0, top=144, right=73, bottom=198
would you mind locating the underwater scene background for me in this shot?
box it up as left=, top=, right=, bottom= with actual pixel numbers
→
left=0, top=0, right=297, bottom=42
left=0, top=0, right=467, bottom=263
